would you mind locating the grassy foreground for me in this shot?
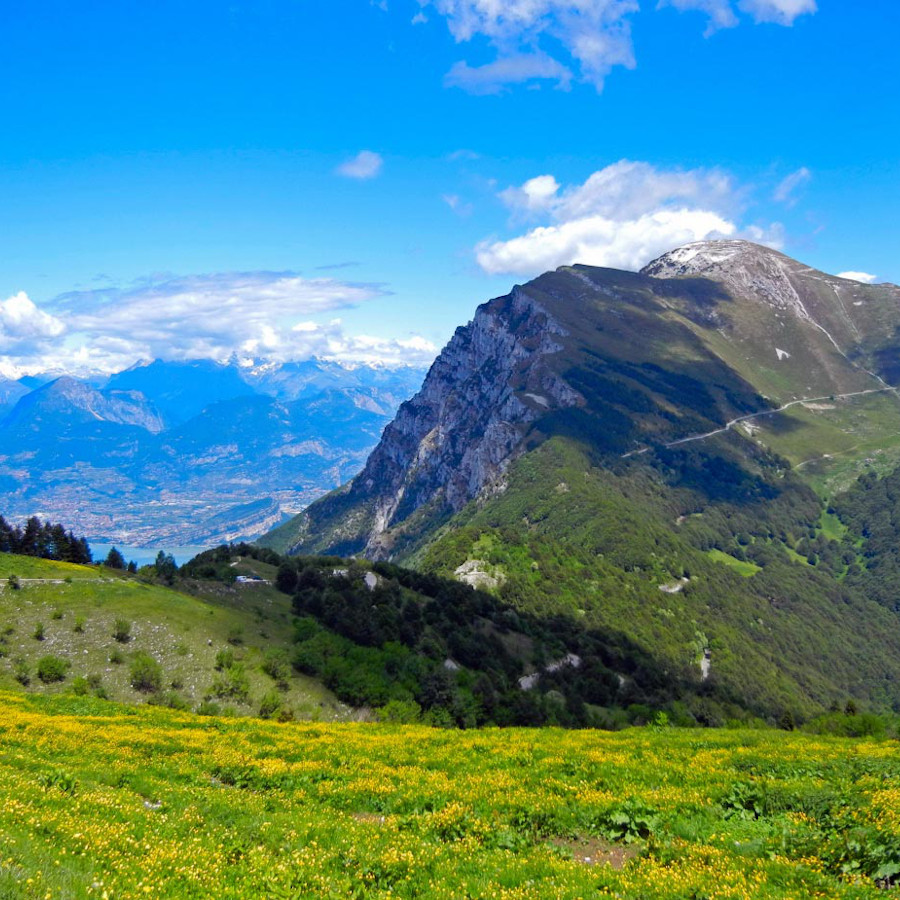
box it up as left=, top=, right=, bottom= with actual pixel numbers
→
left=1, top=693, right=899, bottom=899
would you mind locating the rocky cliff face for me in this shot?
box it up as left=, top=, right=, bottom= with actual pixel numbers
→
left=270, top=287, right=581, bottom=557
left=264, top=240, right=900, bottom=559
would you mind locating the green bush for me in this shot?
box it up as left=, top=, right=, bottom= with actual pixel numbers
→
left=112, top=619, right=132, bottom=643
left=130, top=653, right=163, bottom=693
left=258, top=690, right=282, bottom=719
left=14, top=659, right=30, bottom=686
left=209, top=665, right=250, bottom=703
left=261, top=649, right=290, bottom=689
left=33, top=622, right=45, bottom=641
left=214, top=648, right=234, bottom=671
left=37, top=655, right=71, bottom=684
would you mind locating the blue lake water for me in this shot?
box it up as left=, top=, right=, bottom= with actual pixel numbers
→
left=88, top=543, right=213, bottom=568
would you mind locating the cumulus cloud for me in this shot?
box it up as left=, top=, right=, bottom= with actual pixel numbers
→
left=336, top=150, right=384, bottom=180
left=0, top=271, right=439, bottom=375
left=477, top=160, right=778, bottom=275
left=773, top=167, right=812, bottom=205
left=421, top=0, right=815, bottom=92
left=0, top=291, right=66, bottom=358
left=837, top=271, right=878, bottom=284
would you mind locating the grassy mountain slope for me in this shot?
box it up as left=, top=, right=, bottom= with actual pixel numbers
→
left=0, top=553, right=346, bottom=720
left=263, top=243, right=900, bottom=720
left=409, top=436, right=900, bottom=719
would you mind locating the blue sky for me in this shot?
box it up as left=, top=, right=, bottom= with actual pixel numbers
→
left=1, top=0, right=898, bottom=374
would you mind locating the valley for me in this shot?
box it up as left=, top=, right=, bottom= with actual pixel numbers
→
left=0, top=359, right=425, bottom=548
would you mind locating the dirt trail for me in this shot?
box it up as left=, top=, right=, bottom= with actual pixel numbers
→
left=622, top=387, right=898, bottom=459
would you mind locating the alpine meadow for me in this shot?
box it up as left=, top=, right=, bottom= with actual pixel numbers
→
left=3, top=2, right=900, bottom=899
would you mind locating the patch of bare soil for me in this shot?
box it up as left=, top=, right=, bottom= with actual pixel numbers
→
left=550, top=837, right=638, bottom=869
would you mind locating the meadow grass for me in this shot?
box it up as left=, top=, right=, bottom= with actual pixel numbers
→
left=1, top=691, right=898, bottom=898
left=0, top=554, right=345, bottom=720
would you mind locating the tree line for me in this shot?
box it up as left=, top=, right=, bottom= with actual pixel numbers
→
left=0, top=515, right=92, bottom=564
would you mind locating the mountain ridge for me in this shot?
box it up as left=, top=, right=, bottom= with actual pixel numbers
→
left=259, top=241, right=900, bottom=720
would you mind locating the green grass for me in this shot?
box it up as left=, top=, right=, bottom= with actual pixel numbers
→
left=740, top=392, right=900, bottom=497
left=705, top=548, right=762, bottom=577
left=0, top=554, right=346, bottom=721
left=0, top=690, right=897, bottom=899
left=819, top=510, right=848, bottom=541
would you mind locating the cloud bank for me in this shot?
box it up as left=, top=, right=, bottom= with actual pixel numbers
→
left=477, top=159, right=781, bottom=275
left=0, top=272, right=437, bottom=376
left=420, top=0, right=816, bottom=92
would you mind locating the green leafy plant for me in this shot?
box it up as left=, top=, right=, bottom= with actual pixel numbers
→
left=37, top=655, right=71, bottom=684
left=130, top=652, right=163, bottom=694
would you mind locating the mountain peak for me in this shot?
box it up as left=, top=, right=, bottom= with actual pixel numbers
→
left=641, top=240, right=789, bottom=279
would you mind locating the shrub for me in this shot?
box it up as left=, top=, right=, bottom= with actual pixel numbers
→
left=377, top=699, right=423, bottom=723
left=14, top=659, right=30, bottom=686
left=261, top=649, right=290, bottom=689
left=37, top=655, right=70, bottom=684
left=109, top=648, right=124, bottom=665
left=130, top=653, right=163, bottom=693
left=51, top=609, right=63, bottom=621
left=33, top=622, right=45, bottom=641
left=258, top=690, right=282, bottom=719
left=214, top=648, right=235, bottom=671
left=197, top=700, right=222, bottom=716
left=208, top=665, right=250, bottom=703
left=113, top=619, right=132, bottom=643
left=73, top=616, right=86, bottom=633
left=71, top=676, right=89, bottom=696
left=7, top=575, right=20, bottom=591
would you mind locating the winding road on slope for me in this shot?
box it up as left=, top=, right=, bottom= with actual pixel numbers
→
left=622, top=386, right=898, bottom=459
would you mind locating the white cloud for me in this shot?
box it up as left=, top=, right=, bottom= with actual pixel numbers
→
left=478, top=208, right=738, bottom=275
left=0, top=291, right=66, bottom=356
left=659, top=0, right=738, bottom=35
left=280, top=320, right=438, bottom=366
left=445, top=53, right=574, bottom=94
left=424, top=0, right=637, bottom=92
left=336, top=150, right=384, bottom=180
left=739, top=0, right=817, bottom=25
left=421, top=0, right=815, bottom=92
left=660, top=0, right=815, bottom=31
left=476, top=160, right=781, bottom=275
left=837, top=271, right=877, bottom=284
left=773, top=166, right=811, bottom=205
left=0, top=272, right=434, bottom=375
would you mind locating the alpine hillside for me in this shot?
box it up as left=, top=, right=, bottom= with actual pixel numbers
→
left=262, top=241, right=900, bottom=722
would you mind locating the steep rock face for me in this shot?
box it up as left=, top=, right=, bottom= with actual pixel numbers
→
left=272, top=287, right=580, bottom=557
left=264, top=241, right=900, bottom=559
